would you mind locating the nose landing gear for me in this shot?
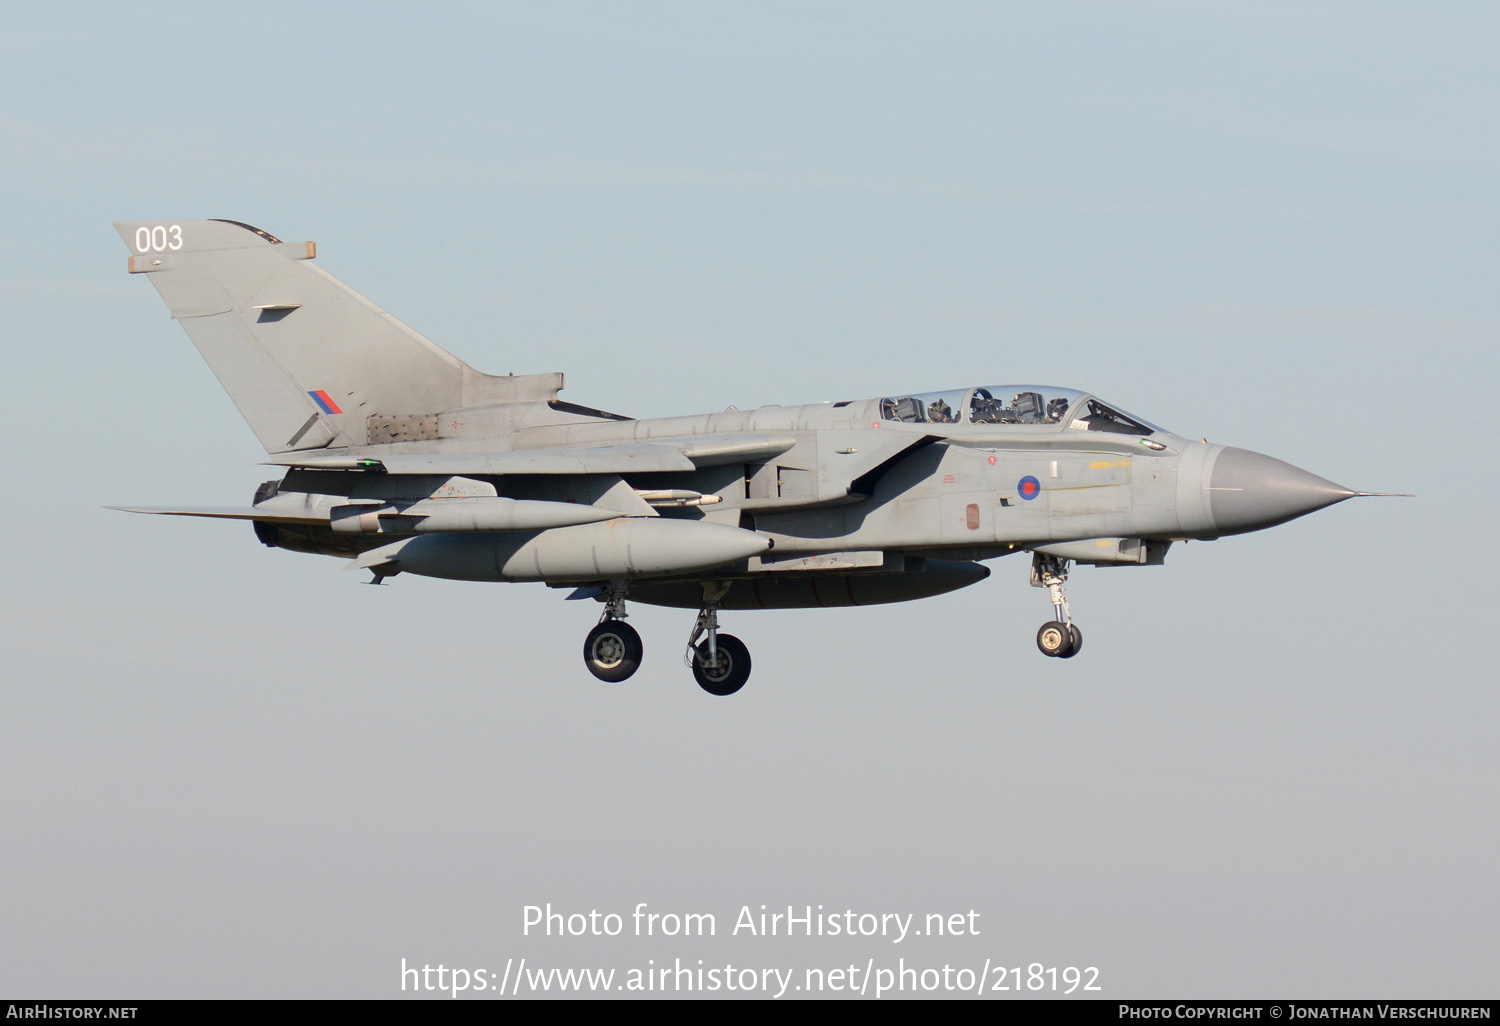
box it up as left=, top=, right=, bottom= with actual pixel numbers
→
left=1031, top=554, right=1082, bottom=659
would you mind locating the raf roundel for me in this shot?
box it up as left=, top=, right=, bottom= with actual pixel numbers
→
left=1018, top=475, right=1041, bottom=500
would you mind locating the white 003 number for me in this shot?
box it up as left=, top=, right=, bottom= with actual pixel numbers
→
left=134, top=224, right=183, bottom=253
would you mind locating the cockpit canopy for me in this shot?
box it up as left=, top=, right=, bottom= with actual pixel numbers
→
left=878, top=385, right=1160, bottom=435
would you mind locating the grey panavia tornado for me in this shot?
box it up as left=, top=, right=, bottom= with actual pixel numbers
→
left=115, top=219, right=1397, bottom=695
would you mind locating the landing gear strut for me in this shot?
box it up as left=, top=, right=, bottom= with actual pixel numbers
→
left=1031, top=554, right=1082, bottom=659
left=579, top=580, right=753, bottom=693
left=685, top=582, right=751, bottom=696
left=583, top=581, right=642, bottom=682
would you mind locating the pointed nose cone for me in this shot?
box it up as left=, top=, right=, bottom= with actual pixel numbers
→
left=1209, top=447, right=1356, bottom=534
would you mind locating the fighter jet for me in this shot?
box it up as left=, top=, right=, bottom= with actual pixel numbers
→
left=114, top=219, right=1389, bottom=695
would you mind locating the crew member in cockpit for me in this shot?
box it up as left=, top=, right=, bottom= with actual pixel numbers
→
left=927, top=399, right=954, bottom=423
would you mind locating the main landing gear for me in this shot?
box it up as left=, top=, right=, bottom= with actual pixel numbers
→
left=578, top=581, right=753, bottom=696
left=583, top=582, right=642, bottom=683
left=684, top=583, right=751, bottom=697
left=1031, top=554, right=1082, bottom=659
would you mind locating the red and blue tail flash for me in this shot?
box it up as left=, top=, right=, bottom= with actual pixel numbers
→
left=308, top=390, right=343, bottom=415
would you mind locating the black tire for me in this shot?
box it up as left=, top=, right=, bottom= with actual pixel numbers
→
left=692, top=634, right=751, bottom=696
left=1036, top=621, right=1072, bottom=658
left=583, top=620, right=642, bottom=683
left=1059, top=624, right=1083, bottom=659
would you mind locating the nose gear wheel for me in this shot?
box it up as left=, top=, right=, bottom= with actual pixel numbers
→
left=1031, top=554, right=1082, bottom=659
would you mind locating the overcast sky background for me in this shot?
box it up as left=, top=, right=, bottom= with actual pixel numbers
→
left=2, top=1, right=1496, bottom=1000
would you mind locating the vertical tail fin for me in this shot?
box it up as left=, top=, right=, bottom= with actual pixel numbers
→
left=115, top=219, right=559, bottom=454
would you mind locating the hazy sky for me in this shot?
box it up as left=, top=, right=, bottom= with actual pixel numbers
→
left=2, top=1, right=1496, bottom=999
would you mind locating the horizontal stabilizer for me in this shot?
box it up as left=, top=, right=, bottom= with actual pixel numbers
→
left=108, top=504, right=327, bottom=525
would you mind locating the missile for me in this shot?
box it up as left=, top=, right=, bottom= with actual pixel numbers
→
left=329, top=497, right=619, bottom=534
left=635, top=488, right=724, bottom=508
left=351, top=517, right=771, bottom=582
